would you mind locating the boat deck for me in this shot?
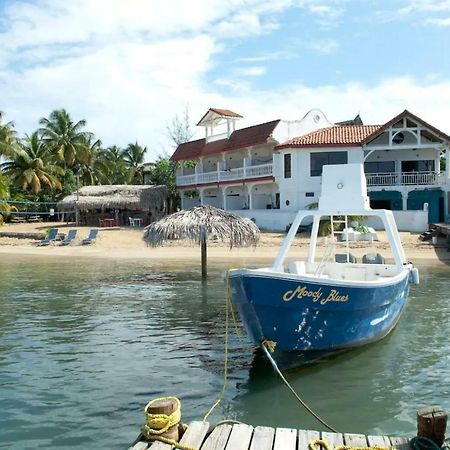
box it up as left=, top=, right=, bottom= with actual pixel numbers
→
left=129, top=421, right=411, bottom=450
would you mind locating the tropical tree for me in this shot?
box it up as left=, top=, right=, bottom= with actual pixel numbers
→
left=121, top=142, right=147, bottom=183
left=1, top=132, right=64, bottom=194
left=39, top=109, right=91, bottom=167
left=74, top=136, right=109, bottom=186
left=147, top=155, right=179, bottom=212
left=98, top=145, right=130, bottom=184
left=0, top=111, right=16, bottom=157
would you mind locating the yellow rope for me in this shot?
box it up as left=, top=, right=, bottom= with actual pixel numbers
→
left=309, top=438, right=396, bottom=450
left=202, top=270, right=231, bottom=421
left=141, top=396, right=196, bottom=450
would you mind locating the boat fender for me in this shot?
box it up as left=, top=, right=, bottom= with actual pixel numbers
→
left=410, top=268, right=420, bottom=285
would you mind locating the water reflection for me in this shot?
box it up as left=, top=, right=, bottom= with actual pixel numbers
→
left=0, top=259, right=449, bottom=449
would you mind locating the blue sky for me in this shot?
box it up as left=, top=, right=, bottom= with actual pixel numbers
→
left=0, top=0, right=450, bottom=160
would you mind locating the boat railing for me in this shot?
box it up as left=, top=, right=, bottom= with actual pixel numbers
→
left=314, top=240, right=336, bottom=276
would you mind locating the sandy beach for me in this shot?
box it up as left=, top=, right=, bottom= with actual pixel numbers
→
left=0, top=221, right=448, bottom=266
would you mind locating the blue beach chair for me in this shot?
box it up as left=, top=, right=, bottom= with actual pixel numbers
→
left=81, top=229, right=99, bottom=245
left=60, top=229, right=77, bottom=246
left=38, top=228, right=59, bottom=246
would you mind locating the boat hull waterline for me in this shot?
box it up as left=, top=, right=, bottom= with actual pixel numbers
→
left=229, top=270, right=411, bottom=352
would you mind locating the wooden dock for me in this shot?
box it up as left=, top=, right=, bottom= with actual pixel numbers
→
left=129, top=421, right=411, bottom=450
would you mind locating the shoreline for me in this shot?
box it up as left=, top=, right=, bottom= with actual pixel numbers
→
left=0, top=222, right=448, bottom=266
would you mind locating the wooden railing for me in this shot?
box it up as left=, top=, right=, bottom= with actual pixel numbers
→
left=176, top=163, right=273, bottom=186
left=366, top=171, right=444, bottom=186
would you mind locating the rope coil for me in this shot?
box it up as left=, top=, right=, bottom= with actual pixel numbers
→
left=141, top=396, right=196, bottom=450
left=143, top=396, right=181, bottom=436
left=309, top=438, right=395, bottom=450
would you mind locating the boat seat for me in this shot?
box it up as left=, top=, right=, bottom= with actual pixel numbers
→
left=335, top=253, right=357, bottom=263
left=362, top=253, right=385, bottom=264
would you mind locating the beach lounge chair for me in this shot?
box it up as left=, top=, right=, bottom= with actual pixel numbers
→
left=38, top=228, right=59, bottom=246
left=81, top=229, right=99, bottom=245
left=60, top=229, right=77, bottom=246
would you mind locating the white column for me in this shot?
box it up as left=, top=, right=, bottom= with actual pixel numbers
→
left=401, top=190, right=408, bottom=210
left=222, top=187, right=227, bottom=210
left=445, top=146, right=450, bottom=180
left=243, top=149, right=251, bottom=179
left=195, top=157, right=203, bottom=184
left=199, top=189, right=205, bottom=206
left=248, top=185, right=253, bottom=210
left=180, top=190, right=185, bottom=209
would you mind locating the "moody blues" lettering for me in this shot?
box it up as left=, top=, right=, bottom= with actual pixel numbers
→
left=282, top=285, right=349, bottom=305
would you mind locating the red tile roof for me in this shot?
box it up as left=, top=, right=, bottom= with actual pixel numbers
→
left=196, top=108, right=243, bottom=126
left=210, top=108, right=243, bottom=118
left=276, top=125, right=382, bottom=149
left=171, top=120, right=280, bottom=161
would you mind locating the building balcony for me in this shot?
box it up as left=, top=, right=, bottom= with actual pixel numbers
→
left=366, top=171, right=445, bottom=187
left=176, top=163, right=273, bottom=187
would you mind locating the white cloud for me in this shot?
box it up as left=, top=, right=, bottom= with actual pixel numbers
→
left=426, top=17, right=450, bottom=26
left=306, top=38, right=339, bottom=54
left=235, top=66, right=267, bottom=77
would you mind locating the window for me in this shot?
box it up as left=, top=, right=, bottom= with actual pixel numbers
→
left=305, top=192, right=315, bottom=197
left=284, top=153, right=291, bottom=178
left=364, top=161, right=395, bottom=174
left=401, top=160, right=435, bottom=172
left=310, top=151, right=347, bottom=176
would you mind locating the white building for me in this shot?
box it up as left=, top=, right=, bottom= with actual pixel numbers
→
left=171, top=108, right=450, bottom=232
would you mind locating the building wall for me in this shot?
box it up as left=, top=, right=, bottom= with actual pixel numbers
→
left=274, top=146, right=363, bottom=211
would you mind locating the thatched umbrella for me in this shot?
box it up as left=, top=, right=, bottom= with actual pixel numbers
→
left=143, top=205, right=260, bottom=278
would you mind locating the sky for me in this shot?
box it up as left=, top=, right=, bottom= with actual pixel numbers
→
left=1, top=0, right=450, bottom=160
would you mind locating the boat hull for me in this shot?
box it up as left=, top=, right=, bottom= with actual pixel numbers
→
left=229, top=270, right=411, bottom=352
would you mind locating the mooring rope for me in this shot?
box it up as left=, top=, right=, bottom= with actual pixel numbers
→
left=309, top=438, right=394, bottom=450
left=202, top=271, right=231, bottom=421
left=260, top=342, right=339, bottom=433
left=141, top=397, right=196, bottom=450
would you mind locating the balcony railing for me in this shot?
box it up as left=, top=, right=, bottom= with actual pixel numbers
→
left=176, top=163, right=273, bottom=186
left=366, top=171, right=444, bottom=187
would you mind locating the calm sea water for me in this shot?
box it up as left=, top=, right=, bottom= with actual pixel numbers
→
left=0, top=256, right=449, bottom=449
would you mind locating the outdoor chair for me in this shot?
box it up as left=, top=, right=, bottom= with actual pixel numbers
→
left=81, top=229, right=99, bottom=245
left=335, top=253, right=357, bottom=263
left=37, top=228, right=59, bottom=246
left=60, top=229, right=77, bottom=246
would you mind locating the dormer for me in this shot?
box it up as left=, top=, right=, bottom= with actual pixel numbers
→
left=197, top=108, right=243, bottom=143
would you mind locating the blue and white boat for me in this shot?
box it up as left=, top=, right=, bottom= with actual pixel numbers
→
left=229, top=164, right=419, bottom=354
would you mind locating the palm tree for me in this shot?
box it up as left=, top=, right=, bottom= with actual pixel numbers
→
left=39, top=109, right=91, bottom=167
left=74, top=136, right=109, bottom=185
left=1, top=132, right=64, bottom=194
left=98, top=145, right=130, bottom=184
left=0, top=111, right=16, bottom=157
left=121, top=142, right=147, bottom=183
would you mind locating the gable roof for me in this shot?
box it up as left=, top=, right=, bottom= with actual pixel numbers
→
left=171, top=119, right=280, bottom=161
left=276, top=125, right=382, bottom=149
left=361, top=109, right=450, bottom=144
left=196, top=108, right=243, bottom=126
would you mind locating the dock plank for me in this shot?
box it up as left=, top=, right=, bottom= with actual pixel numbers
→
left=390, top=436, right=411, bottom=450
left=129, top=442, right=149, bottom=450
left=225, top=423, right=254, bottom=450
left=322, top=431, right=344, bottom=447
left=249, top=426, right=275, bottom=450
left=181, top=421, right=210, bottom=449
left=148, top=441, right=171, bottom=450
left=298, top=430, right=320, bottom=450
left=274, top=427, right=297, bottom=450
left=344, top=433, right=368, bottom=447
left=201, top=424, right=232, bottom=450
left=367, top=435, right=391, bottom=448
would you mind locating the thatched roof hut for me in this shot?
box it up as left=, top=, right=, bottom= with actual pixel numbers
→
left=58, top=185, right=167, bottom=211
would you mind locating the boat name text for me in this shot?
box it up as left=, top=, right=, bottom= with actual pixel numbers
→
left=282, top=285, right=349, bottom=304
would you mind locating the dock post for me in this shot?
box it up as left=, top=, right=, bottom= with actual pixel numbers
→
left=145, top=398, right=180, bottom=442
left=417, top=406, right=448, bottom=447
